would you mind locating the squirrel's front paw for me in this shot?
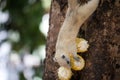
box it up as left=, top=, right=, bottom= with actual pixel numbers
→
left=76, top=38, right=89, bottom=53
left=70, top=54, right=85, bottom=70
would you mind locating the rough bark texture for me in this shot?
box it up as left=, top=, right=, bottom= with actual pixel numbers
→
left=43, top=0, right=120, bottom=80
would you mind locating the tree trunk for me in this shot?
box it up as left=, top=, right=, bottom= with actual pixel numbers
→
left=43, top=0, right=120, bottom=80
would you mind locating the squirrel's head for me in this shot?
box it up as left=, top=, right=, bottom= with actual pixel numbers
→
left=54, top=51, right=71, bottom=68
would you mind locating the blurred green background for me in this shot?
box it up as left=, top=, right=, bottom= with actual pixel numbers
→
left=0, top=0, right=51, bottom=80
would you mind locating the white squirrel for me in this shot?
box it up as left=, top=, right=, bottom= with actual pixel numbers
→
left=54, top=0, right=99, bottom=68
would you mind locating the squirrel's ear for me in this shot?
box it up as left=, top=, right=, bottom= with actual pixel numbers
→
left=53, top=55, right=57, bottom=62
left=58, top=66, right=72, bottom=80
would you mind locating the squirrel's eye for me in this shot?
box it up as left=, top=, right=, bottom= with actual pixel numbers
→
left=61, top=55, right=65, bottom=59
left=66, top=60, right=70, bottom=64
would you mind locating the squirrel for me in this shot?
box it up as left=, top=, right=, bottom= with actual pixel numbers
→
left=54, top=0, right=99, bottom=69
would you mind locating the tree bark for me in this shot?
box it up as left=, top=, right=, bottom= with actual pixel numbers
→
left=43, top=0, right=120, bottom=80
